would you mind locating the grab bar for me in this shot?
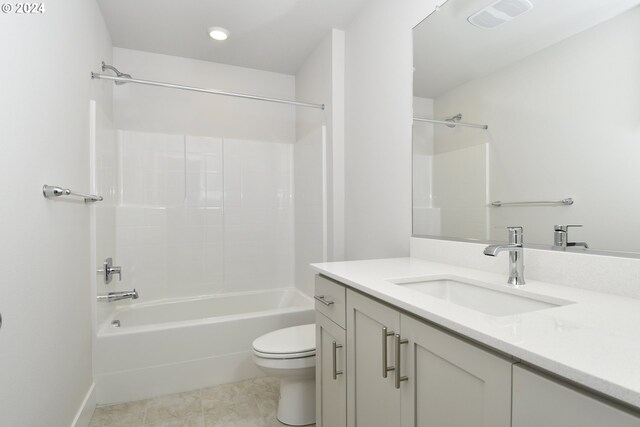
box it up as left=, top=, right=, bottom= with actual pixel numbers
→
left=490, top=198, right=573, bottom=207
left=42, top=184, right=103, bottom=203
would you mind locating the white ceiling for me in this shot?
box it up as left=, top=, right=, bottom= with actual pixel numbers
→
left=414, top=0, right=640, bottom=98
left=97, top=0, right=371, bottom=75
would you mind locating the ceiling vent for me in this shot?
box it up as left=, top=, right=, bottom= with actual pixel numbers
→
left=468, top=0, right=534, bottom=29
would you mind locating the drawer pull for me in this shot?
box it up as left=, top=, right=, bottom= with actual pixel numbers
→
left=332, top=340, right=343, bottom=380
left=394, top=334, right=408, bottom=389
left=382, top=327, right=395, bottom=378
left=314, top=295, right=335, bottom=306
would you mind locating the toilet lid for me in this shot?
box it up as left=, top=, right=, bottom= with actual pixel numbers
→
left=252, top=324, right=315, bottom=356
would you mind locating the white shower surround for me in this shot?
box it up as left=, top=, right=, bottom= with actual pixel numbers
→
left=113, top=131, right=295, bottom=302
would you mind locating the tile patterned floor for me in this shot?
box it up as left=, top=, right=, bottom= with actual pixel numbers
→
left=89, top=377, right=315, bottom=427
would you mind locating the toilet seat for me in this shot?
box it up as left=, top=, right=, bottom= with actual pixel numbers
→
left=252, top=324, right=315, bottom=359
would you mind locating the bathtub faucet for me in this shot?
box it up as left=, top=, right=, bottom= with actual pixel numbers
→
left=97, top=289, right=139, bottom=303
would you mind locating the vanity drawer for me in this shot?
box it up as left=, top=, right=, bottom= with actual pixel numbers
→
left=315, top=275, right=346, bottom=328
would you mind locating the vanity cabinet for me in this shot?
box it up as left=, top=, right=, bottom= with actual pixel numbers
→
left=512, top=365, right=640, bottom=427
left=316, top=274, right=640, bottom=427
left=346, top=289, right=513, bottom=427
left=315, top=276, right=347, bottom=427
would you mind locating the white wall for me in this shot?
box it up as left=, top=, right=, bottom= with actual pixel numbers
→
left=432, top=6, right=640, bottom=251
left=0, top=1, right=113, bottom=425
left=112, top=48, right=296, bottom=143
left=344, top=0, right=444, bottom=260
left=295, top=29, right=346, bottom=295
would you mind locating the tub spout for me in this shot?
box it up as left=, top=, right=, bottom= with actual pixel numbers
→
left=97, top=289, right=139, bottom=303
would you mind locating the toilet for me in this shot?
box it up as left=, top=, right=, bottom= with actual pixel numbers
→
left=252, top=324, right=316, bottom=426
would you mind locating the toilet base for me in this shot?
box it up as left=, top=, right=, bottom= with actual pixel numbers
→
left=277, top=375, right=316, bottom=426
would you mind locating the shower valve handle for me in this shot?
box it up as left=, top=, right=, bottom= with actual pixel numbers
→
left=100, top=257, right=122, bottom=284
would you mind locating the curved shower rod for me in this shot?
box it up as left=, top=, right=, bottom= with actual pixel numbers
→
left=92, top=62, right=325, bottom=110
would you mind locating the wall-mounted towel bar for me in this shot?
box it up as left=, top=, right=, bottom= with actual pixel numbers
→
left=42, top=185, right=103, bottom=203
left=490, top=198, right=573, bottom=207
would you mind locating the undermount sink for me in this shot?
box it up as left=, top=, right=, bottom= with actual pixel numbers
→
left=388, top=275, right=573, bottom=317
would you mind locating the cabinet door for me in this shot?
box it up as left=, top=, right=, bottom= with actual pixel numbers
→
left=400, top=314, right=512, bottom=427
left=513, top=365, right=640, bottom=427
left=316, top=312, right=347, bottom=427
left=347, top=290, right=401, bottom=427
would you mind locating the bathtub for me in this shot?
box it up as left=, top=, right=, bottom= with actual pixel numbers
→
left=94, top=287, right=314, bottom=404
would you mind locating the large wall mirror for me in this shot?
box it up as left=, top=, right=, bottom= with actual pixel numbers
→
left=412, top=0, right=640, bottom=255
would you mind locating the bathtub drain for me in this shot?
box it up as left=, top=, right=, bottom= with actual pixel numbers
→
left=112, top=320, right=121, bottom=327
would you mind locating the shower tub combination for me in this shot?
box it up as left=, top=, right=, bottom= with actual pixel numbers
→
left=94, top=288, right=314, bottom=404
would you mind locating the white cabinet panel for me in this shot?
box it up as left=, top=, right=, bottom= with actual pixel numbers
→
left=400, top=314, right=512, bottom=427
left=347, top=290, right=401, bottom=427
left=316, top=312, right=346, bottom=427
left=513, top=365, right=640, bottom=427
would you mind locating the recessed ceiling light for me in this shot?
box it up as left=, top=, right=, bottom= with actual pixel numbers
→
left=208, top=27, right=230, bottom=41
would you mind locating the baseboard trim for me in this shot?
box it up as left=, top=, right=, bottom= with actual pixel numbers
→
left=71, top=382, right=96, bottom=427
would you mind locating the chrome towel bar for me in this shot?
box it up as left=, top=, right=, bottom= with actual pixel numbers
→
left=490, top=198, right=573, bottom=207
left=413, top=115, right=488, bottom=130
left=42, top=185, right=103, bottom=203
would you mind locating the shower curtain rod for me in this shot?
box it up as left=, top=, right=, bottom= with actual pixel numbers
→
left=91, top=63, right=325, bottom=110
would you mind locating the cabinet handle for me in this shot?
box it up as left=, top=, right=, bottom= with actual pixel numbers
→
left=394, top=334, right=408, bottom=389
left=332, top=340, right=343, bottom=380
left=314, top=295, right=335, bottom=306
left=382, top=327, right=395, bottom=378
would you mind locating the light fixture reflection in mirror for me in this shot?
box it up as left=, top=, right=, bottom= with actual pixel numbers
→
left=412, top=0, right=640, bottom=255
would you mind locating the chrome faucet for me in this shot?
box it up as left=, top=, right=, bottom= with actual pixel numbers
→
left=484, top=226, right=525, bottom=286
left=554, top=225, right=588, bottom=249
left=97, top=289, right=139, bottom=303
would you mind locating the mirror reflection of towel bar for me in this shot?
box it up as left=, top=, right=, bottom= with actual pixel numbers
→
left=490, top=198, right=573, bottom=207
left=413, top=116, right=488, bottom=129
left=42, top=184, right=103, bottom=203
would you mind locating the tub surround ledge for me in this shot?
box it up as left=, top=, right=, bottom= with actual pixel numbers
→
left=311, top=257, right=640, bottom=409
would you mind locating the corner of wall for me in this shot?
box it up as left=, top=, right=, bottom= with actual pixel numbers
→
left=330, top=29, right=346, bottom=263
left=71, top=383, right=96, bottom=427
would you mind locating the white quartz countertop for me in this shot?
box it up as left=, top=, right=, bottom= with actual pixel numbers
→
left=311, top=257, right=640, bottom=408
